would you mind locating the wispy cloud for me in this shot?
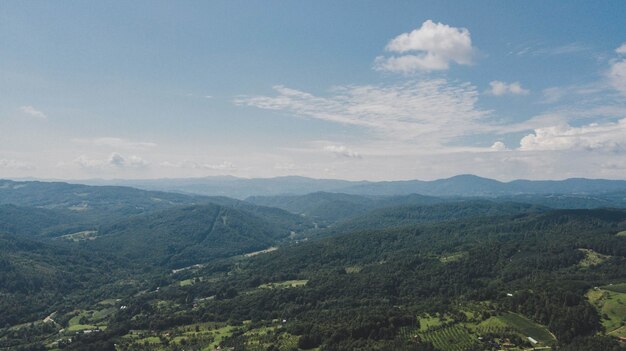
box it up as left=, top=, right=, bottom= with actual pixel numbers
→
left=374, top=20, right=475, bottom=73
left=19, top=106, right=47, bottom=120
left=73, top=137, right=157, bottom=150
left=510, top=42, right=589, bottom=57
left=236, top=79, right=489, bottom=146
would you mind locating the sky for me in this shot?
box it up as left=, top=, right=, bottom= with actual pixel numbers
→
left=1, top=1, right=626, bottom=181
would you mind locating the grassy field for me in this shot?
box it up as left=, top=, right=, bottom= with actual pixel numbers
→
left=439, top=251, right=467, bottom=263
left=258, top=280, right=308, bottom=289
left=62, top=309, right=114, bottom=334
left=345, top=265, right=362, bottom=273
left=242, top=325, right=299, bottom=350
left=496, top=313, right=555, bottom=345
left=179, top=278, right=194, bottom=286
left=603, top=283, right=626, bottom=294
left=57, top=230, right=98, bottom=242
left=118, top=323, right=238, bottom=350
left=418, top=314, right=453, bottom=332
left=587, top=286, right=626, bottom=337
left=578, top=248, right=611, bottom=267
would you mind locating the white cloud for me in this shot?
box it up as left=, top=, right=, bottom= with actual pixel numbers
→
left=488, top=81, right=529, bottom=96
left=19, top=106, right=47, bottom=120
left=73, top=137, right=157, bottom=150
left=519, top=118, right=626, bottom=152
left=236, top=79, right=488, bottom=145
left=490, top=141, right=508, bottom=151
left=608, top=59, right=626, bottom=96
left=323, top=145, right=362, bottom=158
left=109, top=153, right=148, bottom=168
left=74, top=153, right=149, bottom=169
left=616, top=43, right=626, bottom=55
left=374, top=20, right=475, bottom=73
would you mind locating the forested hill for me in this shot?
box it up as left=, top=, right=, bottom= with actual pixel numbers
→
left=321, top=200, right=547, bottom=235
left=86, top=204, right=303, bottom=269
left=0, top=232, right=129, bottom=328
left=246, top=192, right=443, bottom=224
left=0, top=179, right=206, bottom=222
left=0, top=179, right=313, bottom=235
left=3, top=178, right=626, bottom=350
left=0, top=204, right=82, bottom=237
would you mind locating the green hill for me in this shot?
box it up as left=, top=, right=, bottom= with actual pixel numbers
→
left=0, top=232, right=127, bottom=327
left=89, top=204, right=301, bottom=268
left=246, top=192, right=444, bottom=224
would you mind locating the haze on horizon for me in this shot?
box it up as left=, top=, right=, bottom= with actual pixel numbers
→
left=1, top=1, right=626, bottom=182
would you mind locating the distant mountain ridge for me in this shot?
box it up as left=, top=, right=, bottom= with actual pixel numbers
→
left=66, top=174, right=626, bottom=198
left=246, top=192, right=444, bottom=224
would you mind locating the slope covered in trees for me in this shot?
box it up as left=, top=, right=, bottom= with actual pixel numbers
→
left=53, top=208, right=626, bottom=350
left=88, top=204, right=304, bottom=269
left=3, top=179, right=626, bottom=350
left=246, top=192, right=443, bottom=224
left=0, top=232, right=130, bottom=328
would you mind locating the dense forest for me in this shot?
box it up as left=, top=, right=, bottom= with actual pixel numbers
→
left=1, top=180, right=626, bottom=350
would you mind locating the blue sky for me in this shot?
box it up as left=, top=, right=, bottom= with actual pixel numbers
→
left=1, top=1, right=626, bottom=180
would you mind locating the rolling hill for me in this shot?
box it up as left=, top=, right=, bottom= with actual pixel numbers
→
left=246, top=192, right=444, bottom=224
left=88, top=203, right=304, bottom=268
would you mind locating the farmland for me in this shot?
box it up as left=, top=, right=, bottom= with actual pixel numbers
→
left=398, top=310, right=555, bottom=351
left=587, top=285, right=626, bottom=337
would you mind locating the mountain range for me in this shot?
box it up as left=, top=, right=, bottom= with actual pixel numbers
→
left=69, top=174, right=626, bottom=198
